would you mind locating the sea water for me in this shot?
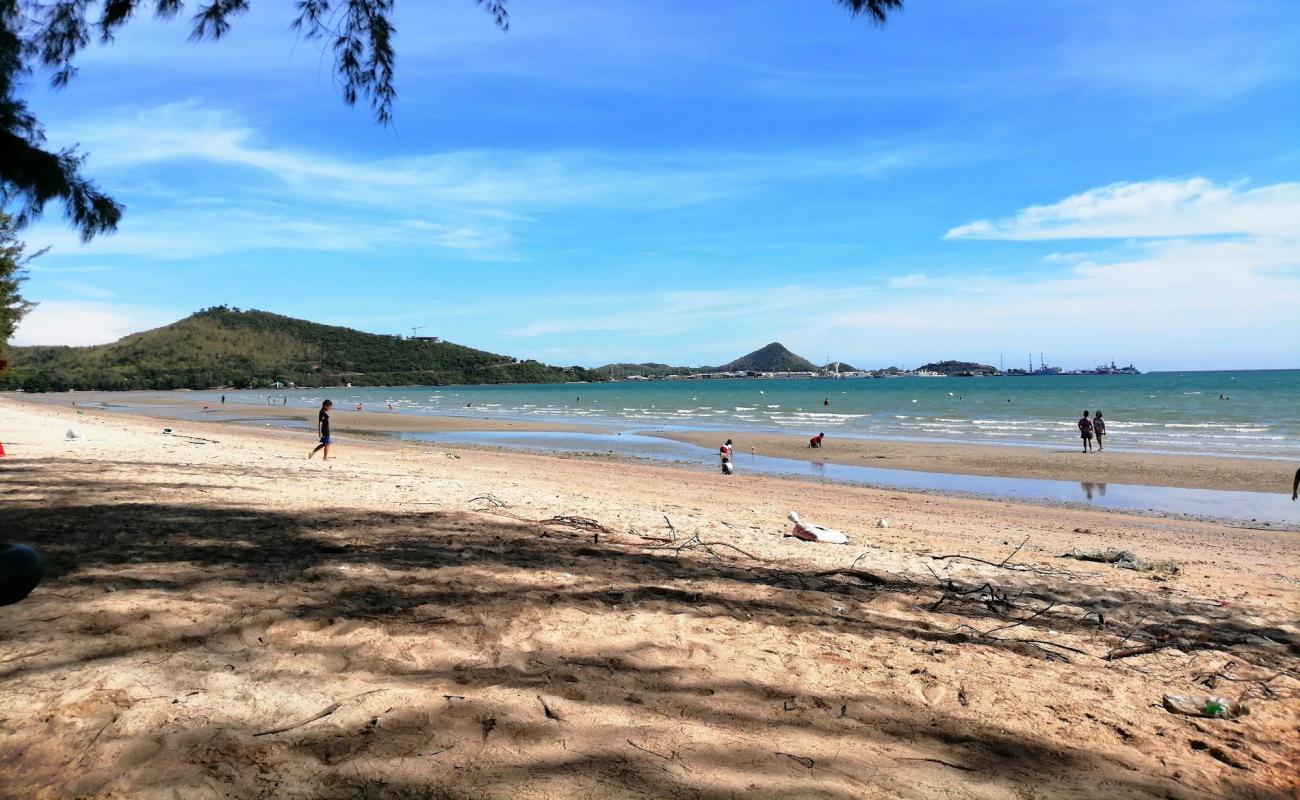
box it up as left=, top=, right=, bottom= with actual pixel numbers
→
left=207, top=370, right=1300, bottom=460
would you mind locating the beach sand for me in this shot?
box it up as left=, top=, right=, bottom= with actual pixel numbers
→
left=8, top=391, right=1294, bottom=494
left=1, top=397, right=1297, bottom=799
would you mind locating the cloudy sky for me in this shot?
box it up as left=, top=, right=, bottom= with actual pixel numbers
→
left=13, top=0, right=1300, bottom=370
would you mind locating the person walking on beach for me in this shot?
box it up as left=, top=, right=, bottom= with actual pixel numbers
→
left=309, top=400, right=334, bottom=460
left=1078, top=410, right=1094, bottom=453
left=1093, top=410, right=1106, bottom=451
left=1292, top=468, right=1298, bottom=500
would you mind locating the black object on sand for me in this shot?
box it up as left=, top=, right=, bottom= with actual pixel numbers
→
left=0, top=543, right=45, bottom=606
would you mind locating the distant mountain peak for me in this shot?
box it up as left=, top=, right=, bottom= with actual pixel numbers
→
left=720, top=342, right=818, bottom=373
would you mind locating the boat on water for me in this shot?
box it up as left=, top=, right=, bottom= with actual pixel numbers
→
left=1079, top=361, right=1141, bottom=375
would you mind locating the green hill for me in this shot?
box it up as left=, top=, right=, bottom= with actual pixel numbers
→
left=0, top=307, right=605, bottom=392
left=595, top=362, right=689, bottom=378
left=719, top=342, right=818, bottom=373
left=596, top=343, right=827, bottom=377
left=917, top=360, right=998, bottom=376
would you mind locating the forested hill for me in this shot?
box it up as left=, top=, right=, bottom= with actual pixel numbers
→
left=0, top=307, right=605, bottom=392
left=719, top=343, right=818, bottom=373
left=917, top=360, right=999, bottom=376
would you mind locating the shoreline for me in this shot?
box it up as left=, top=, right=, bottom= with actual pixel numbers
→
left=7, top=391, right=1294, bottom=495
left=650, top=430, right=1293, bottom=495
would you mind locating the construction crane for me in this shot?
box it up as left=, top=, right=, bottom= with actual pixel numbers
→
left=410, top=325, right=427, bottom=338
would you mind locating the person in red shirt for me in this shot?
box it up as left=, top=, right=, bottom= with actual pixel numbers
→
left=1077, top=410, right=1094, bottom=453
left=809, top=432, right=825, bottom=448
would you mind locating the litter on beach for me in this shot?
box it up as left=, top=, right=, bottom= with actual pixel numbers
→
left=788, top=511, right=849, bottom=544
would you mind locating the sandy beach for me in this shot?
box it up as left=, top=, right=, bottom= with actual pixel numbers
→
left=9, top=391, right=1295, bottom=495
left=1, top=396, right=1298, bottom=799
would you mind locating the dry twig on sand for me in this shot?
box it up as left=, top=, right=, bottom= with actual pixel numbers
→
left=254, top=703, right=342, bottom=737
left=253, top=690, right=383, bottom=737
left=811, top=568, right=904, bottom=586
left=645, top=531, right=762, bottom=561
left=537, top=695, right=565, bottom=722
left=930, top=536, right=1072, bottom=577
left=545, top=515, right=612, bottom=533
left=776, top=752, right=815, bottom=769
left=468, top=493, right=508, bottom=508
left=627, top=740, right=674, bottom=761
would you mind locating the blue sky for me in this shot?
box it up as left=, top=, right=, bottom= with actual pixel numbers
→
left=13, top=0, right=1300, bottom=370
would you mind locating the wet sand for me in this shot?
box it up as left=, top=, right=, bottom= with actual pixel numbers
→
left=653, top=430, right=1293, bottom=495
left=1, top=397, right=1298, bottom=799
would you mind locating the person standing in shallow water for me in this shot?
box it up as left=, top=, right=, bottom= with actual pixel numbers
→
left=1078, top=410, right=1094, bottom=453
left=1093, top=410, right=1106, bottom=451
left=309, top=400, right=333, bottom=460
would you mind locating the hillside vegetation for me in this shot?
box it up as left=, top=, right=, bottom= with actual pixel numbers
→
left=718, top=342, right=818, bottom=372
left=0, top=307, right=604, bottom=392
left=598, top=343, right=827, bottom=377
left=917, top=360, right=999, bottom=376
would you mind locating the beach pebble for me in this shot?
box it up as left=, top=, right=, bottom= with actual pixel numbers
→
left=876, top=519, right=889, bottom=528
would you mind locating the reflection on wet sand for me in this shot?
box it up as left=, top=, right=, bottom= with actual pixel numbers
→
left=1081, top=482, right=1109, bottom=500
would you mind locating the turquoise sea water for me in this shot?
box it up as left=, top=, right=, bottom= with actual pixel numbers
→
left=202, top=369, right=1300, bottom=460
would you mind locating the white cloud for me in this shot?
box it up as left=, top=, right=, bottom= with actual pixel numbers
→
left=804, top=237, right=1299, bottom=370
left=505, top=286, right=871, bottom=339
left=61, top=102, right=926, bottom=211
left=946, top=179, right=1300, bottom=240
left=28, top=209, right=512, bottom=260
left=885, top=273, right=929, bottom=289
left=53, top=280, right=115, bottom=299
left=491, top=176, right=1300, bottom=368
left=24, top=102, right=939, bottom=261
left=12, top=302, right=178, bottom=347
